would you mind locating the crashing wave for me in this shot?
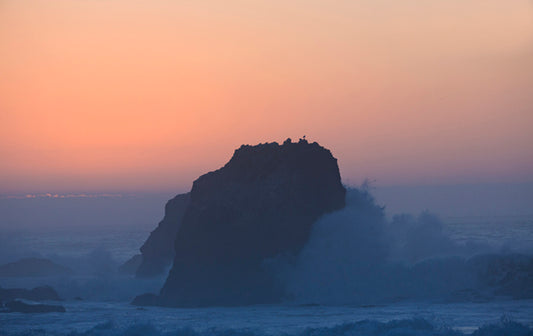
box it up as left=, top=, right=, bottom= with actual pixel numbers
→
left=2, top=318, right=531, bottom=336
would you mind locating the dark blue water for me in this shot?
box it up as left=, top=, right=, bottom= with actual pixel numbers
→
left=1, top=209, right=532, bottom=335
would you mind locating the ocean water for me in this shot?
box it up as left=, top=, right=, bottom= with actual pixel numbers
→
left=1, top=212, right=533, bottom=335
left=2, top=215, right=532, bottom=266
left=1, top=300, right=533, bottom=336
left=444, top=215, right=533, bottom=253
left=0, top=228, right=150, bottom=265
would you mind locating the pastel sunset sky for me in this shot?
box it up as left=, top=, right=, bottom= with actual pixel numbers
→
left=1, top=0, right=532, bottom=193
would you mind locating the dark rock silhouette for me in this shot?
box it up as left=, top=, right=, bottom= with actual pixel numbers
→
left=0, top=285, right=62, bottom=302
left=2, top=300, right=65, bottom=313
left=133, top=193, right=191, bottom=277
left=119, top=254, right=143, bottom=275
left=131, top=293, right=159, bottom=306
left=380, top=254, right=533, bottom=303
left=147, top=139, right=346, bottom=306
left=0, top=258, right=73, bottom=277
left=470, top=254, right=533, bottom=299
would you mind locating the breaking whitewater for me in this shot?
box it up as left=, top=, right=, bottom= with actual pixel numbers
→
left=1, top=190, right=532, bottom=336
left=2, top=300, right=533, bottom=336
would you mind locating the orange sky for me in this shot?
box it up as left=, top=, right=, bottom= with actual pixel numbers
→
left=1, top=0, right=532, bottom=193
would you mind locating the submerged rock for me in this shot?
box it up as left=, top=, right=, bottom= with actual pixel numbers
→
left=0, top=286, right=62, bottom=302
left=3, top=300, right=65, bottom=313
left=153, top=139, right=346, bottom=306
left=0, top=258, right=73, bottom=277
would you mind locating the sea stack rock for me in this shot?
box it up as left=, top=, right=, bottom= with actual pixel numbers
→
left=158, top=138, right=346, bottom=306
left=135, top=193, right=191, bottom=277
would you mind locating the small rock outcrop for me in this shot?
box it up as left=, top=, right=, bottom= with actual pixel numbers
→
left=135, top=193, right=191, bottom=277
left=0, top=286, right=62, bottom=302
left=2, top=300, right=65, bottom=313
left=470, top=254, right=533, bottom=299
left=153, top=139, right=346, bottom=306
left=0, top=258, right=72, bottom=277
